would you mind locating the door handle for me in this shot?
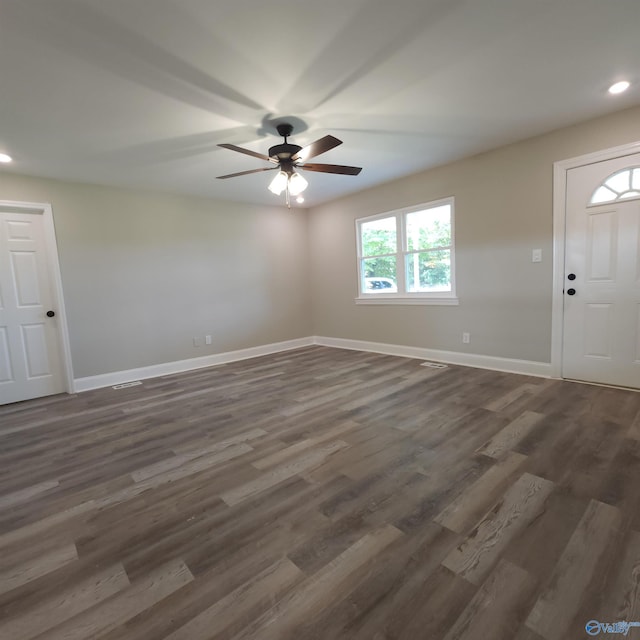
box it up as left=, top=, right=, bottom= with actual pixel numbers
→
left=567, top=273, right=576, bottom=280
left=46, top=310, right=56, bottom=318
left=567, top=288, right=576, bottom=296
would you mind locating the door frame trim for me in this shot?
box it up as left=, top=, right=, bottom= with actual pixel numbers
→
left=0, top=200, right=74, bottom=395
left=551, top=140, right=640, bottom=378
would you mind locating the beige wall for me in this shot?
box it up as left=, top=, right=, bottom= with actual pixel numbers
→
left=0, top=174, right=312, bottom=378
left=308, top=105, right=640, bottom=363
left=2, top=105, right=640, bottom=381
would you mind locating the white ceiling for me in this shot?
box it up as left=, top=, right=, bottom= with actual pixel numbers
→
left=0, top=0, right=638, bottom=208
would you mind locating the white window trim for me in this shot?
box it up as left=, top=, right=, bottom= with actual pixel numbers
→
left=355, top=197, right=458, bottom=305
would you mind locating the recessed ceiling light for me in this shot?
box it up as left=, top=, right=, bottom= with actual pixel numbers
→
left=608, top=80, right=630, bottom=95
left=0, top=153, right=12, bottom=163
left=296, top=196, right=304, bottom=204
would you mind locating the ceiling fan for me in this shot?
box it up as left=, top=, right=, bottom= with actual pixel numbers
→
left=216, top=123, right=362, bottom=207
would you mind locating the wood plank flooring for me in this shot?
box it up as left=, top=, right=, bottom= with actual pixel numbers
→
left=1, top=346, right=640, bottom=639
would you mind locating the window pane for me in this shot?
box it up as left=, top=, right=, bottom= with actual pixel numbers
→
left=362, top=257, right=397, bottom=292
left=405, top=250, right=450, bottom=292
left=406, top=205, right=451, bottom=251
left=590, top=168, right=640, bottom=204
left=605, top=170, right=631, bottom=194
left=591, top=185, right=617, bottom=204
left=361, top=217, right=397, bottom=257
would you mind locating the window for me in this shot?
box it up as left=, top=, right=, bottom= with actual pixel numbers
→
left=356, top=198, right=457, bottom=305
left=590, top=167, right=640, bottom=205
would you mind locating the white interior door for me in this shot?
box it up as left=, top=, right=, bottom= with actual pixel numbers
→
left=562, top=152, right=640, bottom=388
left=0, top=209, right=66, bottom=404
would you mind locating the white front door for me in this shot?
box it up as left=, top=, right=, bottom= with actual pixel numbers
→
left=0, top=208, right=67, bottom=404
left=562, top=152, right=640, bottom=388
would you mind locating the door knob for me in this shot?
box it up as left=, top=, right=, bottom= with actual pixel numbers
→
left=567, top=273, right=576, bottom=280
left=567, top=288, right=576, bottom=296
left=46, top=310, right=55, bottom=317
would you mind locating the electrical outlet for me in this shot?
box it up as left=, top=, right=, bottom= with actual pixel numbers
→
left=462, top=332, right=470, bottom=344
left=193, top=336, right=202, bottom=347
left=205, top=335, right=212, bottom=345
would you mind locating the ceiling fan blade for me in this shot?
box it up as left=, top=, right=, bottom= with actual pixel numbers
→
left=216, top=167, right=278, bottom=179
left=218, top=143, right=277, bottom=163
left=301, top=163, right=362, bottom=175
left=292, top=135, right=342, bottom=161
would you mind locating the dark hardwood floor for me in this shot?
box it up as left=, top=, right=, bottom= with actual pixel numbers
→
left=1, top=345, right=640, bottom=639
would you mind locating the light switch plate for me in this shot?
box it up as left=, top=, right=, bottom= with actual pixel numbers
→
left=532, top=249, right=542, bottom=263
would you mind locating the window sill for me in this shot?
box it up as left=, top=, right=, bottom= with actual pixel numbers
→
left=354, top=296, right=459, bottom=306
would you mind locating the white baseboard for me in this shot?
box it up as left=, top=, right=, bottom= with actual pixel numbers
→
left=73, top=337, right=314, bottom=392
left=74, top=334, right=553, bottom=393
left=313, top=336, right=553, bottom=378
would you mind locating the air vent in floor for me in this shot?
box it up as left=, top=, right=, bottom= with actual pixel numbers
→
left=112, top=381, right=142, bottom=389
left=420, top=361, right=448, bottom=369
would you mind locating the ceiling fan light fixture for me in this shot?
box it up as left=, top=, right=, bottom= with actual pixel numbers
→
left=268, top=170, right=288, bottom=195
left=217, top=122, right=361, bottom=207
left=288, top=171, right=308, bottom=196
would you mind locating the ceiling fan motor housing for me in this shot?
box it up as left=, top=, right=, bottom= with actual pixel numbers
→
left=269, top=122, right=301, bottom=165
left=268, top=143, right=302, bottom=162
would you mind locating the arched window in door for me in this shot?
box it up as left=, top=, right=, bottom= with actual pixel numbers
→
left=590, top=166, right=640, bottom=205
